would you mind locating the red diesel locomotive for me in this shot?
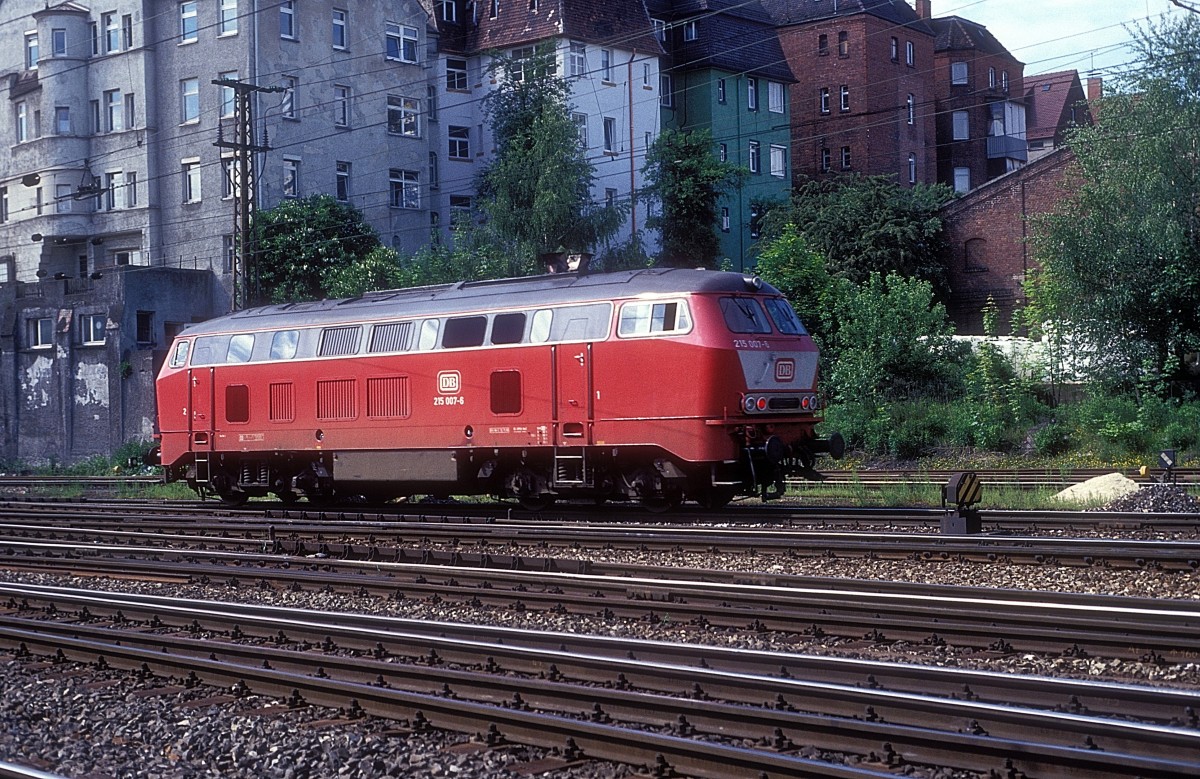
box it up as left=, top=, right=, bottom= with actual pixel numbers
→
left=152, top=268, right=843, bottom=509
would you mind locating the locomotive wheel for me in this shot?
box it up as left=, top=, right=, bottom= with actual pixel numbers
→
left=211, top=472, right=249, bottom=507
left=693, top=488, right=736, bottom=510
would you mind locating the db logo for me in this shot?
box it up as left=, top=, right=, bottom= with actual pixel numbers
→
left=437, top=371, right=461, bottom=394
left=774, top=359, right=795, bottom=382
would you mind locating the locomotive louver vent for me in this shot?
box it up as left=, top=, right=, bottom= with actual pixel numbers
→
left=369, top=321, right=413, bottom=353
left=319, top=325, right=361, bottom=356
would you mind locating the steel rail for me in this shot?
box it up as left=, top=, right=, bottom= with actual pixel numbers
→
left=1, top=540, right=1197, bottom=662
left=1, top=585, right=1197, bottom=777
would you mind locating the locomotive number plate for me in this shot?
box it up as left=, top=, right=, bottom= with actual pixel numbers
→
left=434, top=396, right=464, bottom=406
left=733, top=339, right=770, bottom=349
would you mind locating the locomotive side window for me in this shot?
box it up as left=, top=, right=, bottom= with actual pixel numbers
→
left=618, top=300, right=692, bottom=337
left=270, top=330, right=299, bottom=360
left=226, top=384, right=250, bottom=423
left=418, top=319, right=440, bottom=350
left=169, top=340, right=190, bottom=367
left=490, top=370, right=522, bottom=414
left=721, top=297, right=772, bottom=334
left=443, top=316, right=487, bottom=349
left=551, top=303, right=611, bottom=341
left=764, top=297, right=808, bottom=335
left=490, top=312, right=526, bottom=345
left=319, top=325, right=361, bottom=356
left=530, top=309, right=553, bottom=343
left=227, top=333, right=254, bottom=363
left=369, top=321, right=413, bottom=353
left=191, top=335, right=229, bottom=365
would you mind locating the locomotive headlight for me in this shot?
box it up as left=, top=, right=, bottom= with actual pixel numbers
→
left=744, top=396, right=757, bottom=413
left=756, top=397, right=768, bottom=411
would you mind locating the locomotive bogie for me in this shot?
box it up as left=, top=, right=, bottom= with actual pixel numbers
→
left=153, top=269, right=842, bottom=508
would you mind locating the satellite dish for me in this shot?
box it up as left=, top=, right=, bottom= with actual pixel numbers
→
left=21, top=173, right=40, bottom=187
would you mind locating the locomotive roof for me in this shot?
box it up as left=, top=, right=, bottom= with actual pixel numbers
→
left=181, top=268, right=781, bottom=337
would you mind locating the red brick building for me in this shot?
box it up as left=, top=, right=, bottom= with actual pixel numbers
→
left=761, top=0, right=937, bottom=187
left=939, top=148, right=1080, bottom=333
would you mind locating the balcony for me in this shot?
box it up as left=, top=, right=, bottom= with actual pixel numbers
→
left=987, top=134, right=1028, bottom=162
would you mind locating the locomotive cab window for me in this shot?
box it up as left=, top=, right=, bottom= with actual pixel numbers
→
left=530, top=309, right=553, bottom=343
left=418, top=318, right=440, bottom=351
left=169, top=340, right=190, bottom=368
left=227, top=333, right=254, bottom=363
left=721, top=297, right=772, bottom=334
left=490, top=312, right=526, bottom=345
left=618, top=300, right=691, bottom=337
left=443, top=316, right=487, bottom=349
left=191, top=335, right=229, bottom=365
left=270, top=330, right=299, bottom=360
left=764, top=297, right=807, bottom=335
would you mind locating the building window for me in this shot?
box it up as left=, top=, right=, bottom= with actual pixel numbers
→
left=126, top=172, right=138, bottom=207
left=907, top=94, right=915, bottom=125
left=25, top=33, right=38, bottom=69
left=988, top=67, right=996, bottom=89
left=182, top=159, right=201, bottom=203
left=908, top=154, right=917, bottom=184
left=55, top=106, right=71, bottom=135
left=890, top=37, right=898, bottom=61
left=281, top=76, right=297, bottom=119
left=386, top=23, right=418, bottom=63
left=56, top=184, right=72, bottom=213
left=684, top=20, right=697, bottom=41
left=603, top=116, right=616, bottom=153
left=81, top=314, right=106, bottom=345
left=490, top=0, right=498, bottom=18
left=906, top=40, right=915, bottom=66
left=572, top=112, right=588, bottom=147
left=952, top=110, right=969, bottom=140
left=105, top=171, right=123, bottom=210
left=660, top=75, right=673, bottom=107
left=721, top=207, right=730, bottom=233
left=105, top=89, right=123, bottom=131
left=770, top=144, right=786, bottom=177
left=450, top=196, right=472, bottom=224
left=28, top=318, right=53, bottom=349
left=180, top=2, right=198, bottom=43
left=280, top=1, right=296, bottom=39
left=570, top=43, right=587, bottom=78
left=0, top=187, right=6, bottom=222
left=181, top=78, right=199, bottom=123
left=335, top=161, right=350, bottom=201
left=818, top=34, right=827, bottom=56
left=332, top=9, right=348, bottom=49
left=283, top=158, right=299, bottom=197
left=838, top=31, right=848, bottom=57
left=136, top=312, right=155, bottom=345
left=448, top=125, right=470, bottom=159
left=220, top=0, right=238, bottom=35
left=840, top=145, right=851, bottom=169
left=749, top=140, right=760, bottom=173
left=717, top=78, right=726, bottom=103
left=750, top=204, right=762, bottom=239
left=223, top=235, right=235, bottom=272
left=219, top=72, right=238, bottom=118
left=123, top=14, right=133, bottom=48
left=103, top=12, right=120, bottom=52
left=387, top=96, right=419, bottom=136
left=953, top=166, right=970, bottom=193
left=52, top=28, right=67, bottom=55
left=447, top=58, right=468, bottom=90
left=334, top=84, right=350, bottom=126
left=1001, top=70, right=1009, bottom=92
left=428, top=152, right=439, bottom=189
left=222, top=157, right=235, bottom=198
left=605, top=188, right=617, bottom=208
left=840, top=85, right=850, bottom=111
left=125, top=93, right=136, bottom=129
left=15, top=102, right=27, bottom=142
left=768, top=81, right=784, bottom=113
left=601, top=49, right=612, bottom=81
left=389, top=169, right=419, bottom=208
left=747, top=77, right=757, bottom=110
left=951, top=61, right=968, bottom=85
left=819, top=87, right=830, bottom=114
left=718, top=143, right=727, bottom=162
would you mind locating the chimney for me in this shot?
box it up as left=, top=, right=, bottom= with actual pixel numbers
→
left=915, top=0, right=931, bottom=19
left=1087, top=75, right=1103, bottom=102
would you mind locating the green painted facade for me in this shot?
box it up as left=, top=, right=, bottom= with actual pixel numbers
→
left=662, top=68, right=792, bottom=272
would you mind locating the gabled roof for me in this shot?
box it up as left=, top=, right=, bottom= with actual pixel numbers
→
left=758, top=0, right=934, bottom=34
left=1025, top=70, right=1090, bottom=142
left=652, top=1, right=795, bottom=82
left=438, top=0, right=662, bottom=55
left=930, top=15, right=1020, bottom=62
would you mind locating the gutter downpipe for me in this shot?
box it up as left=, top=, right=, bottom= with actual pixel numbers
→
left=629, top=50, right=637, bottom=238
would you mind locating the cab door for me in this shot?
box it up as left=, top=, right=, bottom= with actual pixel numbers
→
left=552, top=343, right=593, bottom=445
left=188, top=366, right=215, bottom=450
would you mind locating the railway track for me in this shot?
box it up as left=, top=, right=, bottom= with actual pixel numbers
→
left=1, top=583, right=1197, bottom=778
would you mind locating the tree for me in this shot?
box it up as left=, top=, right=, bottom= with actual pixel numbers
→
left=478, top=46, right=624, bottom=263
left=251, top=194, right=381, bottom=303
left=753, top=224, right=834, bottom=343
left=764, top=174, right=954, bottom=295
left=1026, top=14, right=1200, bottom=390
left=641, top=129, right=747, bottom=267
